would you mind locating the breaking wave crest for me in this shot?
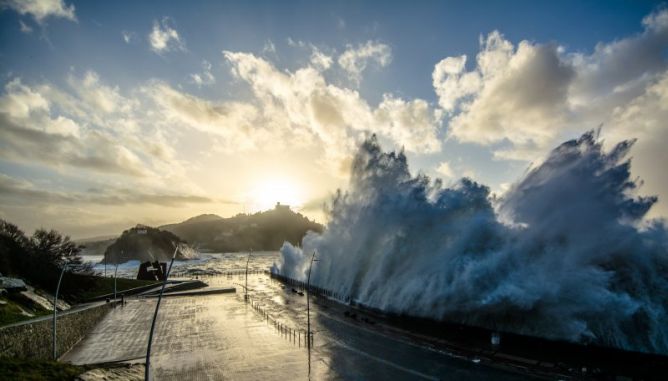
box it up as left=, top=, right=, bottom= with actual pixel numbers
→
left=272, top=131, right=668, bottom=354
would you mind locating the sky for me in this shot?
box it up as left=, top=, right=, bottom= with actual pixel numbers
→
left=0, top=0, right=667, bottom=239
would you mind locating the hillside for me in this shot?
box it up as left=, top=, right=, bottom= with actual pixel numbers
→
left=160, top=204, right=322, bottom=252
left=78, top=237, right=116, bottom=256
left=103, top=225, right=196, bottom=264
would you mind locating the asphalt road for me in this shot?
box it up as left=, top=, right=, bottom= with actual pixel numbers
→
left=62, top=273, right=538, bottom=380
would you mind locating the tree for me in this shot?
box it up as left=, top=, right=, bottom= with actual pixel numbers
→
left=0, top=220, right=30, bottom=275
left=30, top=228, right=84, bottom=268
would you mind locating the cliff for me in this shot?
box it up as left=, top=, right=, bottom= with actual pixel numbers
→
left=103, top=225, right=195, bottom=264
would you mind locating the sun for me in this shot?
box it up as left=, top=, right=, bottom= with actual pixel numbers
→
left=249, top=178, right=304, bottom=212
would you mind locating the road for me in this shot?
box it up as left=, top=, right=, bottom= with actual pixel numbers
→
left=62, top=273, right=539, bottom=380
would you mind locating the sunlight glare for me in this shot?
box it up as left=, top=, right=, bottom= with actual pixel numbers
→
left=249, top=178, right=304, bottom=212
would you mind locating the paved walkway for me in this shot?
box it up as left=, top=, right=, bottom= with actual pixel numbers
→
left=62, top=275, right=536, bottom=380
left=61, top=294, right=313, bottom=380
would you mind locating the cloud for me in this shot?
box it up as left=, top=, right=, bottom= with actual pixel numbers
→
left=310, top=48, right=333, bottom=71
left=434, top=9, right=668, bottom=161
left=143, top=80, right=261, bottom=151
left=148, top=17, right=184, bottom=54
left=432, top=7, right=668, bottom=216
left=66, top=71, right=133, bottom=114
left=0, top=75, right=183, bottom=181
left=189, top=60, right=216, bottom=87
left=338, top=41, right=392, bottom=84
left=432, top=55, right=479, bottom=111
left=0, top=173, right=213, bottom=207
left=2, top=0, right=76, bottom=23
left=606, top=71, right=668, bottom=218
left=373, top=95, right=442, bottom=153
left=435, top=32, right=575, bottom=158
left=222, top=50, right=440, bottom=165
left=435, top=161, right=454, bottom=179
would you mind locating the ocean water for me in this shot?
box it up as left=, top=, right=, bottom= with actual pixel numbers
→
left=82, top=251, right=279, bottom=279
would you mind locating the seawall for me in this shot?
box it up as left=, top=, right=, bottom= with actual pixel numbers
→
left=0, top=301, right=118, bottom=360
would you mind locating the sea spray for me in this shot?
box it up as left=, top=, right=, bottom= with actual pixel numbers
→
left=272, top=131, right=668, bottom=354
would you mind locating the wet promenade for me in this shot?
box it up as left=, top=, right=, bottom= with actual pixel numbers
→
left=62, top=274, right=536, bottom=380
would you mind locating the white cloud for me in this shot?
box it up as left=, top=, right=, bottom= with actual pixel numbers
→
left=432, top=7, right=668, bottom=216
left=432, top=55, right=480, bottom=111
left=189, top=60, right=216, bottom=87
left=338, top=41, right=392, bottom=84
left=148, top=17, right=184, bottom=54
left=223, top=50, right=441, bottom=164
left=2, top=0, right=76, bottom=23
left=435, top=161, right=454, bottom=179
left=606, top=71, right=668, bottom=218
left=0, top=73, right=185, bottom=184
left=374, top=95, right=442, bottom=153
left=310, top=48, right=333, bottom=71
left=67, top=70, right=133, bottom=114
left=433, top=8, right=668, bottom=160
left=144, top=80, right=260, bottom=152
left=450, top=36, right=575, bottom=157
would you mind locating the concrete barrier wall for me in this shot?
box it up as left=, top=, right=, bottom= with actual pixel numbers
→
left=0, top=302, right=116, bottom=360
left=269, top=272, right=345, bottom=301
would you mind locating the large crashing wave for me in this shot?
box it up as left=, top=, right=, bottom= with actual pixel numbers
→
left=272, top=131, right=668, bottom=354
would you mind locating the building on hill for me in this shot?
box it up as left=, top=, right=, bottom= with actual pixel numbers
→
left=275, top=202, right=290, bottom=211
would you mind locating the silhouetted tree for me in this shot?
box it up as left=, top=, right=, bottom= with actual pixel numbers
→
left=0, top=219, right=91, bottom=295
left=31, top=228, right=84, bottom=267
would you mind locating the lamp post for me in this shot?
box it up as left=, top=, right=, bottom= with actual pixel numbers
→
left=306, top=251, right=318, bottom=350
left=145, top=245, right=179, bottom=381
left=244, top=249, right=253, bottom=301
left=113, top=251, right=126, bottom=301
left=53, top=256, right=79, bottom=360
left=113, top=263, right=118, bottom=300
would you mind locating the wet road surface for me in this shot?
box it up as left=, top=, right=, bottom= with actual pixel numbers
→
left=63, top=271, right=539, bottom=380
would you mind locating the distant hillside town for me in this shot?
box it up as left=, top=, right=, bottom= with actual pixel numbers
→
left=81, top=203, right=322, bottom=262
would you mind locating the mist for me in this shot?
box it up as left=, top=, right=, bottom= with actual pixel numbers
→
left=272, top=131, right=668, bottom=354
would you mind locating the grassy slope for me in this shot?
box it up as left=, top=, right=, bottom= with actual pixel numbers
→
left=0, top=296, right=50, bottom=326
left=1, top=276, right=158, bottom=326
left=72, top=276, right=159, bottom=301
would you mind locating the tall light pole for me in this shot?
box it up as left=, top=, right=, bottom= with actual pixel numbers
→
left=113, top=263, right=119, bottom=301
left=53, top=253, right=77, bottom=360
left=53, top=263, right=68, bottom=360
left=244, top=249, right=253, bottom=301
left=113, top=251, right=126, bottom=301
left=306, top=251, right=318, bottom=350
left=145, top=244, right=178, bottom=381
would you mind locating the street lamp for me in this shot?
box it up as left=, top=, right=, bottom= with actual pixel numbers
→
left=306, top=251, right=318, bottom=350
left=145, top=244, right=179, bottom=381
left=53, top=257, right=82, bottom=360
left=245, top=249, right=253, bottom=301
left=113, top=251, right=127, bottom=301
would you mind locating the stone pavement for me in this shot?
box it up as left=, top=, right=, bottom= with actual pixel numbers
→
left=62, top=294, right=313, bottom=380
left=62, top=275, right=536, bottom=380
